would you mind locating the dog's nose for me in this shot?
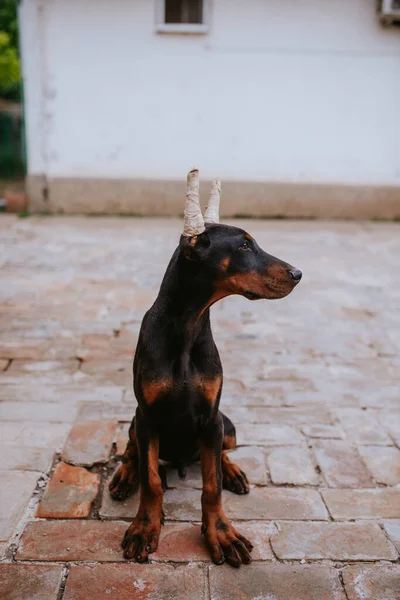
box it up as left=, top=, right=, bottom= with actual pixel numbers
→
left=289, top=269, right=302, bottom=283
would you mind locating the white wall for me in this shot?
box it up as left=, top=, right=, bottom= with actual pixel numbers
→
left=20, top=0, right=400, bottom=185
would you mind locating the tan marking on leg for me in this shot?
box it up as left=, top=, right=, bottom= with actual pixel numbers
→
left=221, top=433, right=250, bottom=495
left=197, top=375, right=222, bottom=406
left=122, top=438, right=163, bottom=561
left=223, top=433, right=236, bottom=450
left=200, top=443, right=221, bottom=510
left=200, top=441, right=253, bottom=566
left=109, top=427, right=139, bottom=500
left=147, top=438, right=162, bottom=496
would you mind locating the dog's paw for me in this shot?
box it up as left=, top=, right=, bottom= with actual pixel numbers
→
left=222, top=461, right=250, bottom=495
left=202, top=512, right=253, bottom=567
left=109, top=464, right=139, bottom=501
left=122, top=518, right=161, bottom=562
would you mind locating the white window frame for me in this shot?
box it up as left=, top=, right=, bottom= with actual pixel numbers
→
left=155, top=0, right=209, bottom=34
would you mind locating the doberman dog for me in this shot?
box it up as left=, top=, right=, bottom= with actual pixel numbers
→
left=109, top=170, right=302, bottom=567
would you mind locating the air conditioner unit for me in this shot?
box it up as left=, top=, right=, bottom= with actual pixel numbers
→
left=379, top=0, right=400, bottom=25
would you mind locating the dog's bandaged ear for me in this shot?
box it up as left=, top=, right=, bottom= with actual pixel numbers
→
left=180, top=232, right=211, bottom=261
left=204, top=178, right=221, bottom=224
left=183, top=169, right=205, bottom=237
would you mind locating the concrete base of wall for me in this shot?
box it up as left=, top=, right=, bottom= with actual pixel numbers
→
left=26, top=176, right=400, bottom=219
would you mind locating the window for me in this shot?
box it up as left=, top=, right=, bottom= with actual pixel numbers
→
left=165, top=0, right=203, bottom=24
left=156, top=0, right=208, bottom=34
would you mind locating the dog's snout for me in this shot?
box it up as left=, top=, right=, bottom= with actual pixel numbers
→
left=289, top=269, right=302, bottom=283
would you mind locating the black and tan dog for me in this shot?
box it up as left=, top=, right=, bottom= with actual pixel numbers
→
left=109, top=169, right=302, bottom=567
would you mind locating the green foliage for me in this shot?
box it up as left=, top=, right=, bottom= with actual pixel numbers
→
left=0, top=31, right=19, bottom=93
left=0, top=0, right=18, bottom=48
left=0, top=0, right=20, bottom=99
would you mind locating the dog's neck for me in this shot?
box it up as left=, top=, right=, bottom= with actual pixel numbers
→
left=154, top=248, right=222, bottom=349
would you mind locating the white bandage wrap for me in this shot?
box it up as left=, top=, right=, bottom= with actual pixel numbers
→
left=183, top=168, right=206, bottom=237
left=204, top=178, right=221, bottom=224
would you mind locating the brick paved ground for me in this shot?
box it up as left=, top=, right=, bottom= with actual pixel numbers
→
left=0, top=215, right=399, bottom=599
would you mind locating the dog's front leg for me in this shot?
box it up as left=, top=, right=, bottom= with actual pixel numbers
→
left=122, top=409, right=163, bottom=561
left=200, top=413, right=253, bottom=567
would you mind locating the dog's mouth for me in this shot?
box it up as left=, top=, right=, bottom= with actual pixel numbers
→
left=243, top=283, right=295, bottom=301
left=243, top=291, right=264, bottom=301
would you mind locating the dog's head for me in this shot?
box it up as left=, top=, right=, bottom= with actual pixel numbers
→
left=179, top=169, right=301, bottom=302
left=181, top=223, right=301, bottom=301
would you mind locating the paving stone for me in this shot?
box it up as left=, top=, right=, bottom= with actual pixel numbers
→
left=209, top=564, right=346, bottom=600
left=242, top=378, right=316, bottom=400
left=36, top=461, right=100, bottom=518
left=166, top=462, right=203, bottom=489
left=17, top=520, right=128, bottom=561
left=81, top=360, right=133, bottom=386
left=267, top=446, right=319, bottom=485
left=8, top=359, right=78, bottom=374
left=0, top=564, right=63, bottom=600
left=230, top=521, right=274, bottom=561
left=153, top=521, right=274, bottom=562
left=236, top=423, right=303, bottom=445
left=16, top=520, right=242, bottom=564
left=314, top=440, right=374, bottom=488
left=0, top=370, right=81, bottom=392
left=0, top=340, right=48, bottom=360
left=100, top=487, right=202, bottom=520
left=76, top=346, right=134, bottom=364
left=62, top=420, right=117, bottom=466
left=163, top=449, right=266, bottom=490
left=302, top=424, right=345, bottom=439
left=378, top=411, right=400, bottom=446
left=0, top=383, right=124, bottom=406
left=77, top=402, right=136, bottom=422
left=153, top=522, right=219, bottom=562
left=63, top=563, right=206, bottom=600
left=358, top=387, right=400, bottom=409
left=288, top=388, right=360, bottom=408
left=0, top=444, right=54, bottom=471
left=348, top=357, right=400, bottom=382
left=80, top=333, right=113, bottom=349
left=0, top=421, right=70, bottom=449
left=359, top=446, right=400, bottom=485
left=261, top=364, right=317, bottom=382
left=322, top=488, right=400, bottom=519
left=337, top=409, right=392, bottom=445
left=0, top=542, right=6, bottom=559
left=42, top=341, right=83, bottom=362
left=0, top=401, right=77, bottom=422
left=223, top=388, right=284, bottom=407
left=270, top=521, right=398, bottom=560
left=101, top=484, right=328, bottom=520
left=0, top=359, right=9, bottom=370
left=77, top=332, right=136, bottom=362
left=223, top=487, right=328, bottom=520
left=224, top=405, right=334, bottom=425
left=0, top=471, right=39, bottom=540
left=227, top=446, right=268, bottom=485
left=342, top=565, right=400, bottom=600
left=383, top=520, right=400, bottom=552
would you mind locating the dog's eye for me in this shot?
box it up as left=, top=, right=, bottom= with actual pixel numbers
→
left=239, top=241, right=251, bottom=251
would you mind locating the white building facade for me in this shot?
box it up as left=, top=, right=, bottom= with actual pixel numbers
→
left=19, top=0, right=400, bottom=217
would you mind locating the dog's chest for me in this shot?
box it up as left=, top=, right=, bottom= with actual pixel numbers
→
left=140, top=373, right=222, bottom=409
